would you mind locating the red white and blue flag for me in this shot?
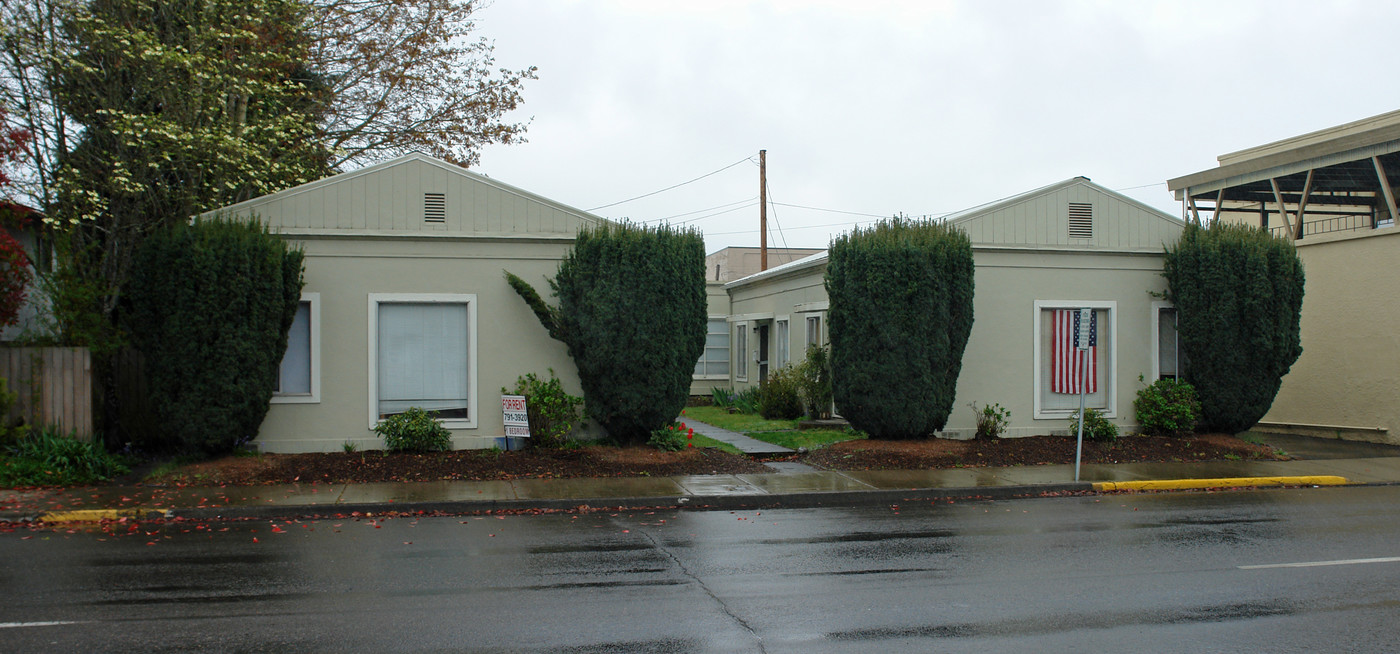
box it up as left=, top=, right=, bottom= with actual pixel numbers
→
left=1051, top=309, right=1097, bottom=394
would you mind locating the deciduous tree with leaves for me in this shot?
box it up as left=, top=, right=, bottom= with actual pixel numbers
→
left=306, top=0, right=536, bottom=168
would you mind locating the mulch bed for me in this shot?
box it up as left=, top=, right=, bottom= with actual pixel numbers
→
left=138, top=433, right=1282, bottom=487
left=150, top=446, right=774, bottom=486
left=802, top=433, right=1281, bottom=471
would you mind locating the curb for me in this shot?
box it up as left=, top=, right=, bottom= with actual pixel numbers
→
left=1093, top=475, right=1351, bottom=492
left=4, top=477, right=1362, bottom=524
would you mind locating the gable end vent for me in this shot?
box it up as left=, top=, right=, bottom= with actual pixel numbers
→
left=424, top=192, right=446, bottom=223
left=1068, top=202, right=1093, bottom=239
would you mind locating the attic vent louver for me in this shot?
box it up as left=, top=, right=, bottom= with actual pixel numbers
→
left=424, top=192, right=446, bottom=223
left=1068, top=202, right=1093, bottom=239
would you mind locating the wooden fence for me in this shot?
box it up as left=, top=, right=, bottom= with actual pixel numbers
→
left=0, top=347, right=93, bottom=440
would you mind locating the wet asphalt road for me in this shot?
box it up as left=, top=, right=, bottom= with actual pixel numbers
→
left=3, top=485, right=1400, bottom=653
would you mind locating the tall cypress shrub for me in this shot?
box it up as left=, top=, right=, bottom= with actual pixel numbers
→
left=825, top=218, right=975, bottom=439
left=124, top=218, right=303, bottom=455
left=1162, top=221, right=1304, bottom=433
left=506, top=223, right=706, bottom=444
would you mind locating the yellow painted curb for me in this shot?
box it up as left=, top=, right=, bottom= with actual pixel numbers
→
left=37, top=508, right=163, bottom=524
left=1093, top=476, right=1351, bottom=492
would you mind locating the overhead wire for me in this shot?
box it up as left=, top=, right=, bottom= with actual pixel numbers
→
left=642, top=197, right=756, bottom=223
left=586, top=156, right=754, bottom=212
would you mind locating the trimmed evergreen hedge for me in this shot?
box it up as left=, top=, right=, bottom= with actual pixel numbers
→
left=1162, top=222, right=1304, bottom=434
left=507, top=223, right=706, bottom=444
left=825, top=218, right=975, bottom=439
left=124, top=218, right=303, bottom=455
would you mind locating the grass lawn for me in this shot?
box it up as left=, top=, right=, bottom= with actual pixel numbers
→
left=682, top=405, right=864, bottom=451
left=746, top=429, right=864, bottom=450
left=682, top=405, right=800, bottom=432
left=691, top=434, right=744, bottom=456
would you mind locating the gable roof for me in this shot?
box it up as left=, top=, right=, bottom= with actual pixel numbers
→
left=206, top=152, right=606, bottom=238
left=944, top=176, right=1184, bottom=250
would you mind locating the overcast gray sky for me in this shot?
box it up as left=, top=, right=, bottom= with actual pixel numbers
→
left=473, top=0, right=1399, bottom=253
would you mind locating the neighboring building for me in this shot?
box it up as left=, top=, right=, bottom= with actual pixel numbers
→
left=704, top=246, right=825, bottom=282
left=210, top=153, right=602, bottom=453
left=0, top=202, right=50, bottom=342
left=690, top=281, right=731, bottom=397
left=723, top=178, right=1185, bottom=438
left=1168, top=109, right=1400, bottom=444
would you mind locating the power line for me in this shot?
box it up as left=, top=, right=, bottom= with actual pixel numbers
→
left=1114, top=182, right=1166, bottom=191
left=769, top=201, right=891, bottom=219
left=642, top=197, right=756, bottom=223
left=765, top=179, right=790, bottom=250
left=704, top=217, right=884, bottom=237
left=586, top=156, right=754, bottom=211
left=674, top=201, right=759, bottom=225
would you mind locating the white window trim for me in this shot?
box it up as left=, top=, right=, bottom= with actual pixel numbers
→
left=775, top=315, right=790, bottom=368
left=803, top=312, right=826, bottom=350
left=693, top=314, right=731, bottom=381
left=272, top=292, right=320, bottom=404
left=734, top=322, right=748, bottom=383
left=367, top=293, right=478, bottom=429
left=1151, top=300, right=1176, bottom=382
left=1032, top=300, right=1117, bottom=420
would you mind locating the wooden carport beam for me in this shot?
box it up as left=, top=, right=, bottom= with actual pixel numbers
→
left=1373, top=155, right=1399, bottom=226
left=1294, top=169, right=1314, bottom=240
left=1269, top=178, right=1296, bottom=241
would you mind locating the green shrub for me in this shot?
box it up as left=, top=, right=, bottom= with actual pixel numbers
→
left=970, top=401, right=1011, bottom=439
left=506, top=223, right=706, bottom=444
left=647, top=422, right=692, bottom=451
left=502, top=369, right=585, bottom=449
left=0, top=427, right=129, bottom=486
left=373, top=407, right=452, bottom=453
left=1069, top=408, right=1118, bottom=442
left=1163, top=222, right=1304, bottom=433
left=123, top=218, right=303, bottom=456
left=712, top=387, right=735, bottom=409
left=731, top=387, right=761, bottom=414
left=0, top=376, right=29, bottom=447
left=1134, top=378, right=1201, bottom=437
left=796, top=344, right=832, bottom=419
left=758, top=365, right=804, bottom=420
left=826, top=218, right=975, bottom=439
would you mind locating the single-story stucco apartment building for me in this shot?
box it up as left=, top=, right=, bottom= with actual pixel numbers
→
left=212, top=153, right=605, bottom=453
left=713, top=177, right=1187, bottom=438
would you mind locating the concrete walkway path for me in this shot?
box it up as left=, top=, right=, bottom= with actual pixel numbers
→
left=683, top=418, right=794, bottom=455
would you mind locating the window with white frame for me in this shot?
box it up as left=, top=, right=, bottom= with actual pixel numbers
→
left=735, top=323, right=748, bottom=381
left=805, top=314, right=823, bottom=350
left=273, top=293, right=319, bottom=403
left=1033, top=301, right=1115, bottom=419
left=1153, top=302, right=1182, bottom=381
left=775, top=318, right=790, bottom=368
left=369, top=294, right=477, bottom=428
left=693, top=317, right=730, bottom=378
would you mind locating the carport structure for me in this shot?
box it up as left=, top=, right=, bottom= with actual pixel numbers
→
left=1167, top=110, right=1400, bottom=239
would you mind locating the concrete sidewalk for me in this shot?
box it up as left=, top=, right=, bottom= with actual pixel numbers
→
left=4, top=452, right=1399, bottom=524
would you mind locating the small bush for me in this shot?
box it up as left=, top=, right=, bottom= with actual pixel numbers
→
left=647, top=422, right=694, bottom=451
left=970, top=401, right=1011, bottom=439
left=374, top=408, right=452, bottom=453
left=0, top=427, right=129, bottom=486
left=712, top=387, right=735, bottom=408
left=503, top=369, right=584, bottom=449
left=1069, top=408, right=1118, bottom=442
left=1135, top=378, right=1201, bottom=437
left=728, top=389, right=761, bottom=414
left=758, top=365, right=804, bottom=420
left=797, top=344, right=833, bottom=419
left=0, top=376, right=29, bottom=447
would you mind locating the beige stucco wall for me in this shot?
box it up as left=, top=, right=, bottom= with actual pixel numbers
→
left=1255, top=227, right=1400, bottom=443
left=726, top=248, right=1172, bottom=437
left=690, top=282, right=732, bottom=397
left=256, top=234, right=589, bottom=453
left=727, top=260, right=829, bottom=388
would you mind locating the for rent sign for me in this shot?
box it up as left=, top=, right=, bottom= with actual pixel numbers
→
left=502, top=395, right=531, bottom=438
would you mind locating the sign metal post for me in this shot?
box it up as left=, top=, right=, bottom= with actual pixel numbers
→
left=1073, top=308, right=1095, bottom=482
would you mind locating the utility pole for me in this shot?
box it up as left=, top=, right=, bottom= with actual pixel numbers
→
left=759, top=149, right=767, bottom=271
